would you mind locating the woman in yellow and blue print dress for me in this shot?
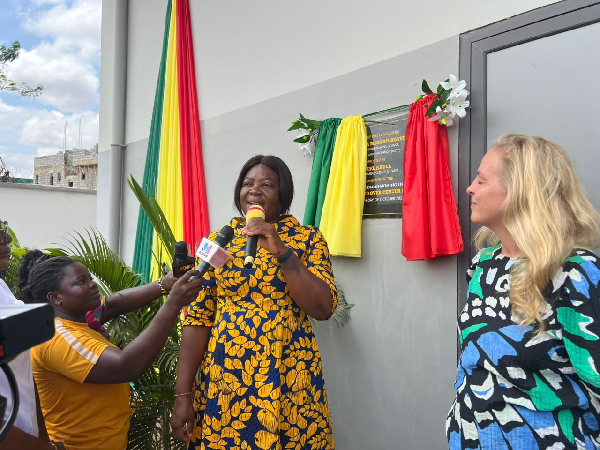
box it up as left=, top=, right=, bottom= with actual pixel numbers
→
left=171, top=155, right=338, bottom=450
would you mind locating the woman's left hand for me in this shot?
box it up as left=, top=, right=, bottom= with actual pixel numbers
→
left=242, top=217, right=287, bottom=258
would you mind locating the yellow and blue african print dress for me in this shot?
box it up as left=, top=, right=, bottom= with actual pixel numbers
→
left=447, top=245, right=600, bottom=449
left=184, top=216, right=338, bottom=450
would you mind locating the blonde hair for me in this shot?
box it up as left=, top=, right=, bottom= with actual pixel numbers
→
left=475, top=134, right=600, bottom=331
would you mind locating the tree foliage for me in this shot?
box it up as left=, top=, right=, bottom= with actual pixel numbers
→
left=0, top=41, right=43, bottom=98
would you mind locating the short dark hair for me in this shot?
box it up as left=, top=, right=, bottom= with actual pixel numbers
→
left=233, top=155, right=294, bottom=216
left=20, top=257, right=76, bottom=304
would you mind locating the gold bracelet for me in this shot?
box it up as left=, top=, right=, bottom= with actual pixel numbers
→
left=174, top=391, right=193, bottom=397
left=157, top=277, right=170, bottom=296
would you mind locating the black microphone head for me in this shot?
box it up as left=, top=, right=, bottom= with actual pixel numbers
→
left=174, top=241, right=188, bottom=262
left=214, top=225, right=235, bottom=248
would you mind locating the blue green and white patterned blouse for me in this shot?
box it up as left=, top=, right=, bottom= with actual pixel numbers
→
left=447, top=245, right=600, bottom=449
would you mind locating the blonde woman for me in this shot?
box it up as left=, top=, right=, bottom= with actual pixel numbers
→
left=447, top=134, right=600, bottom=449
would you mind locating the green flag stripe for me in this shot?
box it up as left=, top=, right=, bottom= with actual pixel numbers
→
left=132, top=0, right=172, bottom=282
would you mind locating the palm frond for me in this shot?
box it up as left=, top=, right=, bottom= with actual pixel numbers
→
left=127, top=175, right=176, bottom=262
left=2, top=227, right=27, bottom=293
left=7, top=226, right=20, bottom=248
left=47, top=228, right=142, bottom=297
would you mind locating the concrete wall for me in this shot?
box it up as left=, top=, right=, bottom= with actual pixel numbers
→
left=0, top=183, right=97, bottom=250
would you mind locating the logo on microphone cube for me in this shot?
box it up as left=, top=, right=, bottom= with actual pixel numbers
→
left=196, top=237, right=232, bottom=269
left=196, top=238, right=214, bottom=261
left=200, top=241, right=212, bottom=256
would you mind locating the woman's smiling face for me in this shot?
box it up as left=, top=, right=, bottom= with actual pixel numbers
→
left=239, top=164, right=281, bottom=223
left=52, top=262, right=101, bottom=313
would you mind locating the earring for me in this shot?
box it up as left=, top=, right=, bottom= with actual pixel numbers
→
left=57, top=300, right=62, bottom=305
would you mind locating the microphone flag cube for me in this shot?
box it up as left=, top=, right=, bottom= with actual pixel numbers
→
left=196, top=237, right=231, bottom=269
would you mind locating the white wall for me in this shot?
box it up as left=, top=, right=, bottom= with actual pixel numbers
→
left=100, top=0, right=558, bottom=152
left=0, top=183, right=97, bottom=250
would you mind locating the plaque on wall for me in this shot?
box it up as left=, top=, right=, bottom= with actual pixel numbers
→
left=363, top=116, right=406, bottom=219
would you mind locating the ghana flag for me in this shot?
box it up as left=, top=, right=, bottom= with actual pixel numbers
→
left=132, top=0, right=209, bottom=282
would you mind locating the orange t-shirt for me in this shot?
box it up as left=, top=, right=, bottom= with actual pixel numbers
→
left=31, top=319, right=130, bottom=450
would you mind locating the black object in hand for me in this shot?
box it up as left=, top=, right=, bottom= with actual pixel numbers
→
left=172, top=241, right=196, bottom=278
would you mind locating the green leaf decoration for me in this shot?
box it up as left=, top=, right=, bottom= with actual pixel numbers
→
left=304, top=119, right=321, bottom=130
left=293, top=135, right=310, bottom=144
left=440, top=90, right=452, bottom=103
left=437, top=83, right=445, bottom=95
left=421, top=79, right=433, bottom=95
left=425, top=101, right=440, bottom=117
left=287, top=121, right=307, bottom=132
left=415, top=95, right=423, bottom=102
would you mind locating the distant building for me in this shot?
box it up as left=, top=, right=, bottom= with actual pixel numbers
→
left=34, top=144, right=98, bottom=190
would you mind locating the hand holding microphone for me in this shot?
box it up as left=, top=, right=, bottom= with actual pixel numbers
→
left=242, top=205, right=289, bottom=267
left=243, top=205, right=265, bottom=268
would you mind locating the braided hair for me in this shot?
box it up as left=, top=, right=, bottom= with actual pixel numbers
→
left=20, top=257, right=76, bottom=304
left=17, top=249, right=54, bottom=298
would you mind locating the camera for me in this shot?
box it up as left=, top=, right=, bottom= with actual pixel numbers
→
left=0, top=303, right=54, bottom=442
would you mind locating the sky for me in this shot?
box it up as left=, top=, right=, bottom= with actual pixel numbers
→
left=0, top=0, right=101, bottom=179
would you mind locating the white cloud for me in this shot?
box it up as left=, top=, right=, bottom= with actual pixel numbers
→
left=6, top=43, right=99, bottom=112
left=20, top=109, right=99, bottom=152
left=0, top=100, right=26, bottom=136
left=24, top=0, right=101, bottom=50
left=0, top=150, right=35, bottom=178
left=0, top=0, right=100, bottom=175
left=31, top=0, right=64, bottom=6
left=3, top=0, right=102, bottom=112
left=0, top=97, right=98, bottom=168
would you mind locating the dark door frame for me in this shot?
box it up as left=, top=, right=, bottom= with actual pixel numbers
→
left=457, top=0, right=600, bottom=310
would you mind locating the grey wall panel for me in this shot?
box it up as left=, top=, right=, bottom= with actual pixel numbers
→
left=119, top=139, right=149, bottom=265
left=97, top=150, right=110, bottom=235
left=457, top=0, right=600, bottom=308
left=119, top=36, right=461, bottom=449
left=314, top=220, right=457, bottom=449
left=487, top=21, right=600, bottom=215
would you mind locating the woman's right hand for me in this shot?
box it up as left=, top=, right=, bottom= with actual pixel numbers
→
left=165, top=270, right=204, bottom=310
left=170, top=394, right=195, bottom=442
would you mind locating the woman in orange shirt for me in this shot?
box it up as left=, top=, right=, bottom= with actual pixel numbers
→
left=23, top=256, right=203, bottom=450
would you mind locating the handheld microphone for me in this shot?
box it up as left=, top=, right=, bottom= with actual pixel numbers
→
left=189, top=225, right=235, bottom=282
left=244, top=205, right=265, bottom=268
left=172, top=241, right=196, bottom=277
